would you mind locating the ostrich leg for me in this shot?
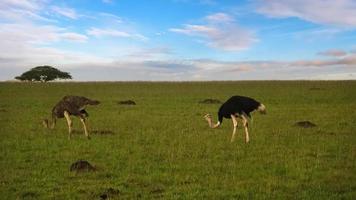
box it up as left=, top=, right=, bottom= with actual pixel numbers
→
left=230, top=114, right=238, bottom=142
left=80, top=117, right=90, bottom=139
left=241, top=114, right=250, bottom=143
left=51, top=117, right=56, bottom=129
left=64, top=111, right=73, bottom=140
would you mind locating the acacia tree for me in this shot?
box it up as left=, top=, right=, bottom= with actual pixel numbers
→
left=15, top=66, right=72, bottom=82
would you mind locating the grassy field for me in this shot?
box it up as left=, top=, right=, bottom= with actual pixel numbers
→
left=0, top=81, right=355, bottom=199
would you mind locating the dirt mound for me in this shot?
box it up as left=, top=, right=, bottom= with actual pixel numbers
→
left=294, top=121, right=317, bottom=128
left=70, top=160, right=96, bottom=172
left=99, top=188, right=121, bottom=199
left=199, top=99, right=221, bottom=104
left=150, top=187, right=165, bottom=195
left=117, top=100, right=136, bottom=105
left=20, top=191, right=38, bottom=199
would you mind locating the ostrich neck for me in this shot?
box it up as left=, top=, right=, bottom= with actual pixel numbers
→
left=207, top=118, right=214, bottom=128
left=207, top=118, right=220, bottom=128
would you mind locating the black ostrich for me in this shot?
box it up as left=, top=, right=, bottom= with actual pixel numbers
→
left=204, top=95, right=266, bottom=143
left=43, top=95, right=100, bottom=139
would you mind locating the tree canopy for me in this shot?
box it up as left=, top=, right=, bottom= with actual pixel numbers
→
left=15, top=66, right=72, bottom=82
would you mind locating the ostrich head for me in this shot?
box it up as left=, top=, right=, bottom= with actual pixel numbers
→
left=204, top=114, right=213, bottom=127
left=204, top=113, right=212, bottom=122
left=257, top=103, right=266, bottom=114
left=204, top=114, right=220, bottom=128
left=42, top=116, right=56, bottom=129
left=204, top=113, right=211, bottom=119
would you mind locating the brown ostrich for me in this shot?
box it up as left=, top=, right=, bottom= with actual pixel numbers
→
left=43, top=95, right=100, bottom=139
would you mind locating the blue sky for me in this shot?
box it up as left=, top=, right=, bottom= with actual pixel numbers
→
left=1, top=0, right=356, bottom=81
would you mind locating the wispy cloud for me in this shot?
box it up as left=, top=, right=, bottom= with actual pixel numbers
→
left=60, top=32, right=88, bottom=43
left=98, top=12, right=123, bottom=23
left=0, top=0, right=41, bottom=11
left=0, top=22, right=88, bottom=45
left=87, top=27, right=148, bottom=41
left=87, top=27, right=131, bottom=37
left=290, top=53, right=356, bottom=67
left=170, top=13, right=257, bottom=51
left=51, top=6, right=78, bottom=19
left=0, top=23, right=62, bottom=45
left=214, top=52, right=356, bottom=75
left=0, top=0, right=52, bottom=22
left=0, top=22, right=94, bottom=70
left=205, top=13, right=233, bottom=23
left=318, top=49, right=348, bottom=57
left=124, top=47, right=173, bottom=60
left=255, top=0, right=356, bottom=28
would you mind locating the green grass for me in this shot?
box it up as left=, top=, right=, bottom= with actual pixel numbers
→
left=0, top=81, right=355, bottom=199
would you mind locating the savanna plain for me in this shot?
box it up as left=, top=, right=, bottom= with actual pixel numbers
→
left=0, top=81, right=355, bottom=199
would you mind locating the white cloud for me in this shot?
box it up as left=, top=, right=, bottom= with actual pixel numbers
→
left=205, top=13, right=233, bottom=23
left=98, top=13, right=123, bottom=23
left=289, top=53, right=356, bottom=67
left=124, top=47, right=173, bottom=60
left=0, top=0, right=52, bottom=22
left=0, top=23, right=88, bottom=45
left=60, top=32, right=88, bottom=43
left=0, top=0, right=41, bottom=11
left=255, top=0, right=356, bottom=28
left=87, top=27, right=148, bottom=41
left=0, top=23, right=96, bottom=69
left=318, top=49, right=348, bottom=57
left=87, top=27, right=131, bottom=37
left=0, top=23, right=62, bottom=45
left=170, top=24, right=215, bottom=36
left=170, top=13, right=257, bottom=51
left=51, top=6, right=78, bottom=19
